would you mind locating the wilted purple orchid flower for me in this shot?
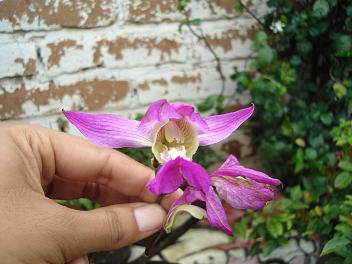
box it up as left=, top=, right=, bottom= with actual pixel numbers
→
left=147, top=156, right=282, bottom=234
left=63, top=99, right=254, bottom=163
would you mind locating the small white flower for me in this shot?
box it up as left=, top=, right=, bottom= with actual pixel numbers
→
left=270, top=21, right=285, bottom=33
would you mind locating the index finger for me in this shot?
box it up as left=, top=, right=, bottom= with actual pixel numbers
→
left=44, top=126, right=158, bottom=203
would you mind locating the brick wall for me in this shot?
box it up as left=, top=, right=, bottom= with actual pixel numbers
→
left=0, top=0, right=263, bottom=141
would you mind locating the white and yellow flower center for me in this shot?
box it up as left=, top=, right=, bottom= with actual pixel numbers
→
left=152, top=119, right=199, bottom=163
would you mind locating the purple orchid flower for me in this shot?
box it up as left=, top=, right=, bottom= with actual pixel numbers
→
left=146, top=156, right=282, bottom=234
left=63, top=99, right=254, bottom=163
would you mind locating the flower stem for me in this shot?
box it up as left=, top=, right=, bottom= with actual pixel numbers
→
left=130, top=217, right=199, bottom=263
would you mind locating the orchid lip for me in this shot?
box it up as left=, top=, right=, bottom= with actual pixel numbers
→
left=152, top=119, right=199, bottom=163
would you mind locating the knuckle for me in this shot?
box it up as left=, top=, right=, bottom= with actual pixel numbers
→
left=96, top=151, right=114, bottom=185
left=103, top=209, right=124, bottom=248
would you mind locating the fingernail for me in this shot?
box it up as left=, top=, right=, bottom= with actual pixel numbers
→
left=83, top=256, right=89, bottom=264
left=69, top=256, right=89, bottom=264
left=134, top=204, right=166, bottom=232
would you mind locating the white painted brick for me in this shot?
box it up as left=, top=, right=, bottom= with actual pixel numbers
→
left=186, top=19, right=256, bottom=63
left=39, top=24, right=188, bottom=77
left=0, top=42, right=37, bottom=78
left=0, top=59, right=251, bottom=120
left=0, top=69, right=134, bottom=119
left=126, top=0, right=264, bottom=23
left=38, top=20, right=254, bottom=77
left=134, top=60, right=249, bottom=105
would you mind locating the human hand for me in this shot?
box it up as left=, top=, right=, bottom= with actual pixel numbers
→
left=0, top=123, right=179, bottom=264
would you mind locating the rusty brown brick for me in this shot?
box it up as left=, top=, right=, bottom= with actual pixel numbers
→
left=205, top=27, right=257, bottom=52
left=0, top=79, right=129, bottom=119
left=93, top=37, right=180, bottom=63
left=171, top=73, right=201, bottom=85
left=0, top=0, right=115, bottom=31
left=128, top=0, right=178, bottom=22
left=46, top=40, right=83, bottom=68
left=127, top=0, right=251, bottom=22
left=14, top=58, right=36, bottom=76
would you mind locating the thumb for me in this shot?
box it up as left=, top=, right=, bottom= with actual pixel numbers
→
left=61, top=203, right=165, bottom=260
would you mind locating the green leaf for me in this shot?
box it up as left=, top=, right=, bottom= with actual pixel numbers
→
left=233, top=2, right=244, bottom=13
left=255, top=46, right=274, bottom=67
left=334, top=172, right=352, bottom=189
left=267, top=219, right=284, bottom=238
left=344, top=256, right=352, bottom=264
left=321, top=236, right=350, bottom=256
left=295, top=138, right=306, bottom=147
left=290, top=186, right=303, bottom=200
left=320, top=113, right=333, bottom=125
left=178, top=0, right=190, bottom=11
left=234, top=220, right=247, bottom=239
left=333, top=82, right=347, bottom=98
left=236, top=73, right=251, bottom=87
left=335, top=223, right=352, bottom=240
left=263, top=240, right=278, bottom=256
left=197, top=95, right=217, bottom=112
left=253, top=31, right=268, bottom=49
left=249, top=242, right=261, bottom=256
left=346, top=5, right=352, bottom=16
left=326, top=257, right=345, bottom=264
left=333, top=34, right=352, bottom=57
left=339, top=160, right=352, bottom=172
left=297, top=40, right=312, bottom=55
left=294, top=148, right=305, bottom=173
left=306, top=148, right=318, bottom=160
left=313, top=0, right=330, bottom=18
left=290, top=55, right=301, bottom=66
left=215, top=95, right=225, bottom=113
left=79, top=198, right=94, bottom=210
left=189, top=18, right=202, bottom=26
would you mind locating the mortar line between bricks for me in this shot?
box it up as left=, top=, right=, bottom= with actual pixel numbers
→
left=0, top=16, right=258, bottom=36
left=0, top=56, right=254, bottom=83
left=0, top=57, right=253, bottom=82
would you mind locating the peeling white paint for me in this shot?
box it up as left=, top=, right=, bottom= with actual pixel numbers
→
left=21, top=100, right=38, bottom=117
left=0, top=42, right=37, bottom=78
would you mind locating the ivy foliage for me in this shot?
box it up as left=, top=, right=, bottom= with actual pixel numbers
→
left=230, top=0, right=352, bottom=261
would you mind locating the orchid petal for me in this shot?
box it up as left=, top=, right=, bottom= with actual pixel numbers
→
left=172, top=186, right=206, bottom=208
left=63, top=110, right=151, bottom=148
left=146, top=159, right=184, bottom=195
left=178, top=158, right=211, bottom=192
left=147, top=158, right=211, bottom=194
left=172, top=103, right=208, bottom=133
left=205, top=187, right=232, bottom=235
left=164, top=204, right=206, bottom=233
left=171, top=103, right=195, bottom=116
left=216, top=155, right=240, bottom=170
left=198, top=105, right=254, bottom=146
left=165, top=187, right=207, bottom=233
left=212, top=164, right=282, bottom=186
left=212, top=176, right=276, bottom=210
left=139, top=100, right=183, bottom=135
